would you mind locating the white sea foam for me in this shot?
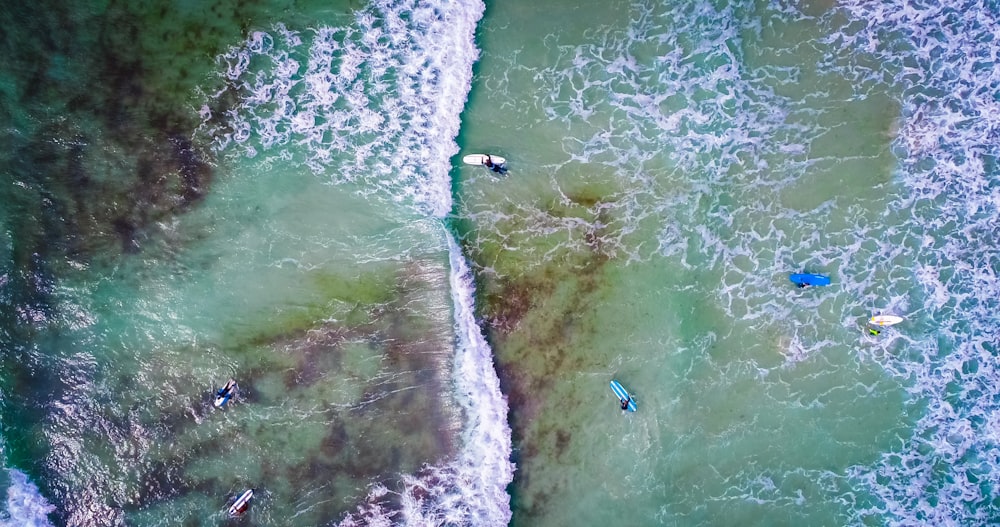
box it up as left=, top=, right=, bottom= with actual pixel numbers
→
left=337, top=233, right=512, bottom=526
left=202, top=0, right=512, bottom=525
left=459, top=0, right=794, bottom=278
left=437, top=233, right=514, bottom=524
left=0, top=469, right=55, bottom=527
left=203, top=0, right=484, bottom=219
left=817, top=0, right=1000, bottom=524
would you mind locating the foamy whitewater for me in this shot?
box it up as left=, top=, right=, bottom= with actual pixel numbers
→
left=201, top=0, right=513, bottom=524
left=355, top=234, right=513, bottom=526
left=828, top=1, right=1000, bottom=524
left=0, top=469, right=55, bottom=527
left=335, top=235, right=513, bottom=526
left=201, top=0, right=482, bottom=218
left=455, top=0, right=1000, bottom=524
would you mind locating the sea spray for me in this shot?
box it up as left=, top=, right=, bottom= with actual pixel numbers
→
left=0, top=469, right=54, bottom=527
left=437, top=232, right=514, bottom=524
left=338, top=233, right=513, bottom=527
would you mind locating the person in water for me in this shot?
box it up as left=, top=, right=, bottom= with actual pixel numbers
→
left=868, top=327, right=881, bottom=336
left=620, top=396, right=631, bottom=410
left=217, top=380, right=237, bottom=398
left=795, top=282, right=809, bottom=288
left=483, top=155, right=507, bottom=174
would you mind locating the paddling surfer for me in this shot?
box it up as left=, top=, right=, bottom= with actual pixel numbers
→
left=214, top=379, right=238, bottom=407
left=483, top=155, right=506, bottom=174
left=620, top=395, right=631, bottom=410
left=217, top=379, right=236, bottom=398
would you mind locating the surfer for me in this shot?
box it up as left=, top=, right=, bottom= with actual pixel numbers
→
left=483, top=155, right=507, bottom=174
left=228, top=489, right=253, bottom=516
left=620, top=396, right=631, bottom=410
left=795, top=282, right=808, bottom=288
left=216, top=380, right=236, bottom=399
left=214, top=379, right=238, bottom=408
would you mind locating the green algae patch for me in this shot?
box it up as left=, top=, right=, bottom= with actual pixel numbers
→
left=220, top=264, right=399, bottom=352
left=310, top=267, right=398, bottom=308
left=476, top=244, right=619, bottom=445
left=80, top=255, right=459, bottom=526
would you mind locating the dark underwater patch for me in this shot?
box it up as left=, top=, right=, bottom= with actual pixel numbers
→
left=461, top=188, right=621, bottom=524
left=108, top=262, right=462, bottom=523
left=0, top=2, right=287, bottom=520
left=0, top=0, right=303, bottom=275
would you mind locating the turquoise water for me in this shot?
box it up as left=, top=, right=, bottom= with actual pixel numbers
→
left=2, top=0, right=1000, bottom=525
left=460, top=0, right=1000, bottom=525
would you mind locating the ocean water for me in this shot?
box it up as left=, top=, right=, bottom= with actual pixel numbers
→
left=459, top=0, right=1000, bottom=525
left=1, top=1, right=508, bottom=525
left=1, top=0, right=998, bottom=526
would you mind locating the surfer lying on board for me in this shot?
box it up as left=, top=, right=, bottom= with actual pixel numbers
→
left=620, top=396, right=631, bottom=410
left=216, top=380, right=236, bottom=399
left=484, top=155, right=507, bottom=174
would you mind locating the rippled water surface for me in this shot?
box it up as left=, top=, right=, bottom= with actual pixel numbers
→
left=2, top=0, right=999, bottom=525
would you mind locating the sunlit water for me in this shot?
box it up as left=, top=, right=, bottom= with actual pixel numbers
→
left=1, top=0, right=999, bottom=525
left=458, top=0, right=1000, bottom=525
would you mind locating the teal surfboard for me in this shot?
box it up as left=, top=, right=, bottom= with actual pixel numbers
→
left=610, top=380, right=637, bottom=412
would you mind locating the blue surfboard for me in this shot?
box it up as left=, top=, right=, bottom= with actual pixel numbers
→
left=789, top=273, right=830, bottom=287
left=214, top=379, right=237, bottom=408
left=610, top=380, right=637, bottom=412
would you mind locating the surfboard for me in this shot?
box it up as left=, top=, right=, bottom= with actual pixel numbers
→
left=870, top=314, right=904, bottom=326
left=462, top=154, right=506, bottom=166
left=610, top=380, right=637, bottom=412
left=789, top=273, right=831, bottom=287
left=228, top=489, right=253, bottom=516
left=214, top=379, right=237, bottom=408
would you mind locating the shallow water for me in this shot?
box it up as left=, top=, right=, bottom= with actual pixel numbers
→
left=458, top=0, right=1000, bottom=525
left=2, top=0, right=1000, bottom=525
left=1, top=0, right=510, bottom=525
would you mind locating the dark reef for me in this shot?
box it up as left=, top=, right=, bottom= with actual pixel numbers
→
left=460, top=186, right=619, bottom=525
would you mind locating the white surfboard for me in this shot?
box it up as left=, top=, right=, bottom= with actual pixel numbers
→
left=869, top=314, right=904, bottom=326
left=462, top=154, right=506, bottom=166
left=228, top=489, right=253, bottom=516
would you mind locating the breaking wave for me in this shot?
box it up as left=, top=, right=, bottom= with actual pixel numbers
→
left=202, top=0, right=513, bottom=524
left=0, top=469, right=55, bottom=527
